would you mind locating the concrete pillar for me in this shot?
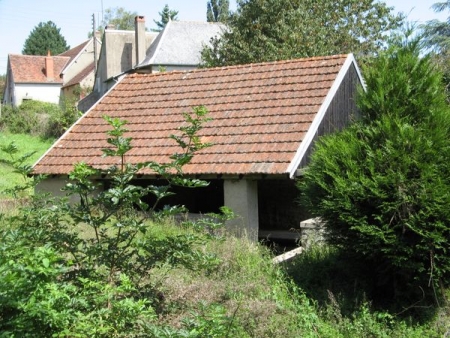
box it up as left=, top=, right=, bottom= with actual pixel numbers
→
left=224, top=179, right=259, bottom=242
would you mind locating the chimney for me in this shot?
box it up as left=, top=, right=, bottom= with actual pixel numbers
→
left=45, top=50, right=54, bottom=81
left=135, top=15, right=146, bottom=66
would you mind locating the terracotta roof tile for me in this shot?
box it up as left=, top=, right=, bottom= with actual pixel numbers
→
left=59, top=40, right=89, bottom=60
left=34, top=54, right=354, bottom=176
left=8, top=54, right=69, bottom=84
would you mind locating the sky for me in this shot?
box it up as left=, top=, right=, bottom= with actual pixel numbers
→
left=0, top=0, right=448, bottom=74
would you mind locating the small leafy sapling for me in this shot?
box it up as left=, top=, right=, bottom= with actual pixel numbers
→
left=0, top=105, right=230, bottom=335
left=61, top=106, right=216, bottom=286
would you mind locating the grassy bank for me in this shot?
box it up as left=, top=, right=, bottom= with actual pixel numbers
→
left=0, top=132, right=54, bottom=199
left=0, top=210, right=444, bottom=336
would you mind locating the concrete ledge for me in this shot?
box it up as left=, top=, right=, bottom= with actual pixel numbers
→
left=300, top=217, right=323, bottom=228
left=272, top=247, right=303, bottom=264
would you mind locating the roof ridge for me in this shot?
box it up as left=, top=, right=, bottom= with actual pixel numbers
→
left=9, top=54, right=70, bottom=59
left=58, top=39, right=90, bottom=56
left=201, top=54, right=350, bottom=72
left=130, top=53, right=349, bottom=80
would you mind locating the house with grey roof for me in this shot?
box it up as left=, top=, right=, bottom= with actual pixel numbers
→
left=34, top=54, right=364, bottom=242
left=78, top=16, right=225, bottom=112
left=89, top=17, right=159, bottom=100
left=137, top=20, right=225, bottom=72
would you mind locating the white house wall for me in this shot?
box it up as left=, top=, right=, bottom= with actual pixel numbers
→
left=36, top=176, right=103, bottom=204
left=15, top=83, right=61, bottom=105
left=63, top=40, right=100, bottom=83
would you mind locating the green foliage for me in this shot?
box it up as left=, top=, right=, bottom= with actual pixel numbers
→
left=285, top=245, right=446, bottom=338
left=201, top=0, right=404, bottom=67
left=358, top=35, right=449, bottom=123
left=1, top=103, right=446, bottom=335
left=207, top=0, right=230, bottom=22
left=286, top=245, right=370, bottom=313
left=0, top=233, right=156, bottom=336
left=49, top=97, right=82, bottom=136
left=22, top=21, right=69, bottom=55
left=0, top=74, right=5, bottom=101
left=103, top=7, right=138, bottom=30
left=421, top=2, right=450, bottom=55
left=285, top=244, right=444, bottom=336
left=152, top=4, right=179, bottom=32
left=182, top=302, right=245, bottom=337
left=0, top=100, right=80, bottom=138
left=1, top=104, right=37, bottom=135
left=89, top=7, right=141, bottom=38
left=420, top=2, right=450, bottom=95
left=299, top=35, right=450, bottom=310
left=0, top=142, right=38, bottom=197
left=0, top=106, right=222, bottom=335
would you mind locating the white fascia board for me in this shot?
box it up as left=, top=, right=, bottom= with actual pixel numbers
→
left=286, top=54, right=362, bottom=178
left=32, top=73, right=127, bottom=171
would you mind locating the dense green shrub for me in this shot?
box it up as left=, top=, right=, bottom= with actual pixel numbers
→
left=299, top=35, right=450, bottom=310
left=0, top=99, right=80, bottom=138
left=0, top=107, right=226, bottom=336
left=0, top=103, right=41, bottom=135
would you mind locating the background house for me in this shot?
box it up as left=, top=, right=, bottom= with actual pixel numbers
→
left=59, top=37, right=101, bottom=103
left=79, top=17, right=224, bottom=112
left=33, top=54, right=364, bottom=242
left=3, top=53, right=69, bottom=106
left=2, top=36, right=101, bottom=107
left=88, top=18, right=159, bottom=102
left=137, top=20, right=225, bottom=73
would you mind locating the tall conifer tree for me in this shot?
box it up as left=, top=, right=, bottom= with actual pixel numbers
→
left=22, top=21, right=69, bottom=56
left=207, top=0, right=230, bottom=22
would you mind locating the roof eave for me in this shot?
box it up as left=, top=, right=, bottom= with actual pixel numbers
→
left=32, top=73, right=128, bottom=173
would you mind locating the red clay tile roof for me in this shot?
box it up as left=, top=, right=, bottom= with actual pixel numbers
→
left=59, top=40, right=89, bottom=60
left=8, top=54, right=69, bottom=84
left=33, top=54, right=358, bottom=176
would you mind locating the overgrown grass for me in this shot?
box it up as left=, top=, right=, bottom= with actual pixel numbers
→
left=1, top=201, right=446, bottom=336
left=130, top=221, right=445, bottom=337
left=0, top=132, right=53, bottom=200
left=284, top=244, right=448, bottom=337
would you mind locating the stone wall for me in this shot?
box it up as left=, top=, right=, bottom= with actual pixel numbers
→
left=299, top=218, right=325, bottom=249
